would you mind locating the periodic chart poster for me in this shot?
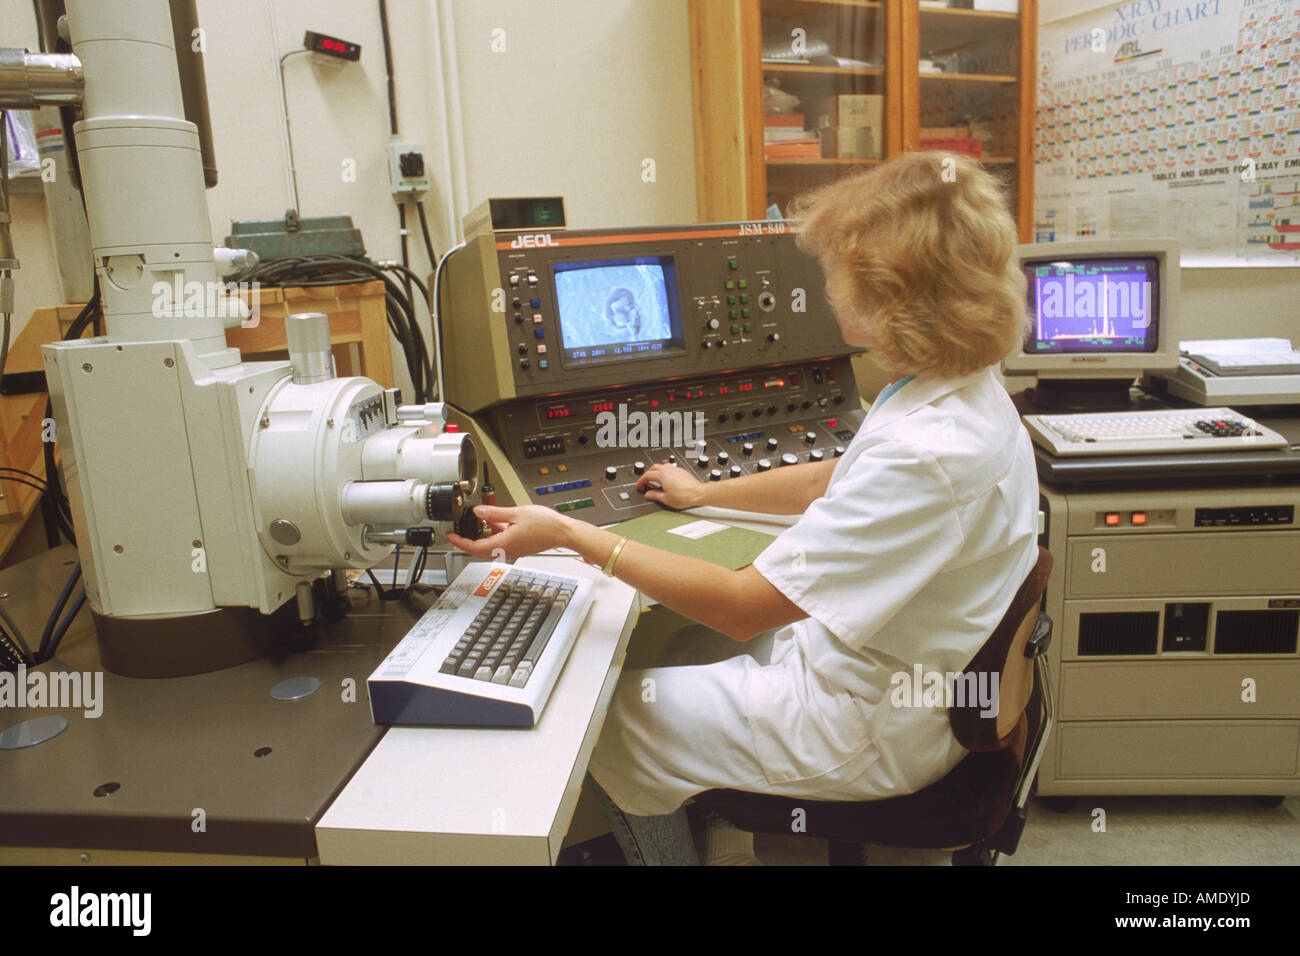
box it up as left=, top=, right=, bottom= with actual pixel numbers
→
left=1033, top=0, right=1300, bottom=266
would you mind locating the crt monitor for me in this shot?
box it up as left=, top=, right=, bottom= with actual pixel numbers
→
left=1003, top=238, right=1181, bottom=385
left=550, top=255, right=687, bottom=369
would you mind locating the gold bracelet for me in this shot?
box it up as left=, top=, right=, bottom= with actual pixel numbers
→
left=602, top=536, right=629, bottom=577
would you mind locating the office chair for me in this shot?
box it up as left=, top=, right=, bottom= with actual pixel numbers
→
left=694, top=546, right=1054, bottom=866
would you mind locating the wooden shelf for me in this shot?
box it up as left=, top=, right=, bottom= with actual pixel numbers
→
left=762, top=62, right=884, bottom=77
left=766, top=157, right=883, bottom=166
left=919, top=6, right=1019, bottom=53
left=919, top=70, right=1017, bottom=84
left=763, top=0, right=883, bottom=17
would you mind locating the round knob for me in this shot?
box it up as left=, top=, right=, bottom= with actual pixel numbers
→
left=780, top=453, right=798, bottom=467
left=818, top=397, right=829, bottom=408
left=717, top=340, right=727, bottom=348
left=716, top=452, right=729, bottom=464
left=766, top=437, right=779, bottom=451
left=702, top=341, right=712, bottom=349
left=696, top=439, right=707, bottom=450
left=767, top=332, right=781, bottom=343
left=709, top=469, right=722, bottom=482
left=729, top=465, right=742, bottom=478
left=696, top=455, right=710, bottom=469
left=767, top=406, right=777, bottom=415
left=742, top=442, right=754, bottom=456
left=804, top=431, right=817, bottom=445
left=633, top=460, right=646, bottom=475
left=604, top=466, right=618, bottom=481
left=833, top=445, right=846, bottom=458
left=666, top=453, right=678, bottom=465
left=809, top=449, right=825, bottom=462
left=518, top=343, right=528, bottom=355
left=285, top=312, right=335, bottom=385
left=757, top=458, right=772, bottom=472
left=707, top=318, right=720, bottom=330
left=786, top=402, right=796, bottom=413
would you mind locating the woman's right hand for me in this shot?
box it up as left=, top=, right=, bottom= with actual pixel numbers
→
left=635, top=461, right=707, bottom=510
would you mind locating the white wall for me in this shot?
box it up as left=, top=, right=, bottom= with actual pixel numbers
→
left=2, top=0, right=698, bottom=361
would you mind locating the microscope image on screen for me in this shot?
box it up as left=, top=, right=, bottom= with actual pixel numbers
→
left=553, top=259, right=674, bottom=353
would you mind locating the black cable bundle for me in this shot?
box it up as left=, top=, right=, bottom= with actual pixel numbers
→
left=234, top=254, right=435, bottom=403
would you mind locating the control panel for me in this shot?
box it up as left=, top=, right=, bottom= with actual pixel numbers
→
left=441, top=221, right=856, bottom=414
left=487, top=355, right=863, bottom=526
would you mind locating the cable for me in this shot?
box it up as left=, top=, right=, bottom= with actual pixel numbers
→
left=415, top=200, right=438, bottom=271
left=429, top=242, right=465, bottom=402
left=41, top=586, right=86, bottom=663
left=378, top=0, right=400, bottom=137
left=277, top=49, right=310, bottom=214
left=37, top=561, right=80, bottom=662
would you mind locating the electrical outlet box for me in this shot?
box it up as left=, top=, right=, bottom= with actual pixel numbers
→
left=388, top=143, right=429, bottom=196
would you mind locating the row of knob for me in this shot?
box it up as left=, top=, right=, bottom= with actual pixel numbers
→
left=601, top=443, right=845, bottom=482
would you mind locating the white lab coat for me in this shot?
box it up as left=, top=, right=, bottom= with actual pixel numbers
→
left=587, top=366, right=1040, bottom=817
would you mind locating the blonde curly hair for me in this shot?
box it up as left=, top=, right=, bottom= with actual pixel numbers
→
left=791, top=152, right=1028, bottom=377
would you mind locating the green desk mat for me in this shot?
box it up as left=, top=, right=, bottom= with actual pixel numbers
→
left=607, top=510, right=776, bottom=570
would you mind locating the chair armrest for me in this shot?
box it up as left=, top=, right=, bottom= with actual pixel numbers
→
left=1024, top=612, right=1052, bottom=659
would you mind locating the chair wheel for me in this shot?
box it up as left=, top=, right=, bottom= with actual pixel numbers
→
left=952, top=845, right=996, bottom=866
left=1041, top=796, right=1076, bottom=813
left=1254, top=795, right=1285, bottom=808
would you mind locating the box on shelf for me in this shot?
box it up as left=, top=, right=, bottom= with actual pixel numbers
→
left=920, top=125, right=970, bottom=139
left=917, top=137, right=983, bottom=158
left=816, top=94, right=883, bottom=129
left=820, top=126, right=881, bottom=159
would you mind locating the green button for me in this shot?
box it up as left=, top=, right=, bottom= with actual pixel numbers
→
left=738, top=279, right=747, bottom=289
left=726, top=294, right=736, bottom=305
left=581, top=498, right=594, bottom=508
left=729, top=309, right=739, bottom=319
left=742, top=308, right=751, bottom=318
left=556, top=502, right=570, bottom=512
left=730, top=324, right=741, bottom=334
left=743, top=322, right=752, bottom=332
left=725, top=280, right=735, bottom=290
left=729, top=261, right=739, bottom=270
left=740, top=294, right=749, bottom=304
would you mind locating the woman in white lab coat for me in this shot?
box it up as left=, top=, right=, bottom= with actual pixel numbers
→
left=448, top=152, right=1040, bottom=865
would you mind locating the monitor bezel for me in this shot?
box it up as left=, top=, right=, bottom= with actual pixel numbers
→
left=550, top=254, right=688, bottom=371
left=1003, top=238, right=1181, bottom=380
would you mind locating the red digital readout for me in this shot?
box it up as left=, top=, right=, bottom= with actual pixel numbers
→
left=322, top=38, right=346, bottom=52
left=738, top=382, right=754, bottom=392
left=546, top=406, right=570, bottom=420
left=590, top=401, right=616, bottom=414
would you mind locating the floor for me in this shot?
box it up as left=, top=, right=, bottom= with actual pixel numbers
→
left=561, top=794, right=1300, bottom=865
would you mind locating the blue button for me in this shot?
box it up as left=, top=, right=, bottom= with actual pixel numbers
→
left=530, top=298, right=541, bottom=308
left=559, top=481, right=572, bottom=491
left=539, top=359, right=548, bottom=369
left=535, top=486, right=547, bottom=495
left=534, top=329, right=545, bottom=338
left=578, top=478, right=591, bottom=487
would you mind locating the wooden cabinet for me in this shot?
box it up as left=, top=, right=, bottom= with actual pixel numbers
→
left=688, top=0, right=1037, bottom=239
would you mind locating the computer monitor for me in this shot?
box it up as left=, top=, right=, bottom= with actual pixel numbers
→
left=1004, top=238, right=1180, bottom=402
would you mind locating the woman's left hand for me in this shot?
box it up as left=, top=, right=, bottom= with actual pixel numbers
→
left=445, top=504, right=576, bottom=562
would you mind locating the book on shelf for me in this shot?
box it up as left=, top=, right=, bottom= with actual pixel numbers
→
left=763, top=113, right=806, bottom=128
left=763, top=138, right=822, bottom=159
left=764, top=127, right=813, bottom=142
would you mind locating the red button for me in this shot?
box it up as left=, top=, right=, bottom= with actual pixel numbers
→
left=827, top=419, right=838, bottom=427
left=1131, top=512, right=1147, bottom=525
left=445, top=423, right=460, bottom=432
left=1104, top=512, right=1120, bottom=526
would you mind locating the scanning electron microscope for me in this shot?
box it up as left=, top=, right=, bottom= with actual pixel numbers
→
left=2, top=0, right=483, bottom=677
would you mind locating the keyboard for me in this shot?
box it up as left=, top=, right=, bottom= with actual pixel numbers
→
left=1022, top=407, right=1290, bottom=457
left=367, top=562, right=595, bottom=728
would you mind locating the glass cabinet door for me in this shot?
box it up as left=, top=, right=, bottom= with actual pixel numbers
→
left=913, top=1, right=1028, bottom=228
left=758, top=0, right=893, bottom=217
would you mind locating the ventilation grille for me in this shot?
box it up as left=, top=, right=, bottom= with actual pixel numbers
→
left=1214, top=610, right=1299, bottom=655
left=1078, top=612, right=1159, bottom=656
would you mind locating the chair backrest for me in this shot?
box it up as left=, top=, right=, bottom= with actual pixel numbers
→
left=950, top=546, right=1053, bottom=752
